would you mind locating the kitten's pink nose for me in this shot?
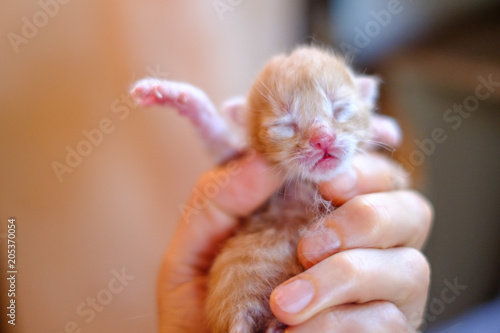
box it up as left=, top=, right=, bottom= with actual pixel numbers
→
left=309, top=131, right=335, bottom=151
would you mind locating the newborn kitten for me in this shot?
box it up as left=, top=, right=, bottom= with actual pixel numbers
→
left=131, top=46, right=382, bottom=332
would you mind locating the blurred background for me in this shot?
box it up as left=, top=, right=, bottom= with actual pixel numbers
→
left=1, top=1, right=499, bottom=332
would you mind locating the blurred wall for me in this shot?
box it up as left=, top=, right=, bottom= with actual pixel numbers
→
left=330, top=0, right=499, bottom=64
left=0, top=1, right=306, bottom=332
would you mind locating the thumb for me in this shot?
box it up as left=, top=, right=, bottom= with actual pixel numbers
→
left=163, top=152, right=282, bottom=283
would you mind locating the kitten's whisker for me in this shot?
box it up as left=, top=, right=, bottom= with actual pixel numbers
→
left=253, top=82, right=275, bottom=106
left=354, top=147, right=369, bottom=158
left=360, top=139, right=396, bottom=153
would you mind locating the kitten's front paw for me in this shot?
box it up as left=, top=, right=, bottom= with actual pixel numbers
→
left=130, top=78, right=189, bottom=107
left=130, top=78, right=164, bottom=106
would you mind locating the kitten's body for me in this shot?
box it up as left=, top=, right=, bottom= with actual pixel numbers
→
left=131, top=46, right=383, bottom=332
left=206, top=180, right=321, bottom=332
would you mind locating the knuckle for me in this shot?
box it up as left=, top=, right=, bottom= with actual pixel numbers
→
left=409, top=248, right=431, bottom=280
left=408, top=191, right=434, bottom=225
left=329, top=251, right=360, bottom=282
left=327, top=302, right=411, bottom=333
left=417, top=192, right=434, bottom=229
left=348, top=196, right=389, bottom=239
left=376, top=302, right=411, bottom=333
left=398, top=191, right=434, bottom=248
left=379, top=301, right=406, bottom=321
left=404, top=248, right=431, bottom=292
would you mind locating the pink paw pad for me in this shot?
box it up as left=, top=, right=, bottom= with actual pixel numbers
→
left=130, top=79, right=190, bottom=107
left=177, top=91, right=189, bottom=104
left=130, top=79, right=164, bottom=106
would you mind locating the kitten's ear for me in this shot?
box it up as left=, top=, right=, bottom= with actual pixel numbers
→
left=222, top=96, right=247, bottom=127
left=355, top=75, right=380, bottom=109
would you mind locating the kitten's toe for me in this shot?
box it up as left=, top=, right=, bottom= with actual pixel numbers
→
left=130, top=78, right=164, bottom=106
left=177, top=91, right=190, bottom=104
left=130, top=78, right=192, bottom=108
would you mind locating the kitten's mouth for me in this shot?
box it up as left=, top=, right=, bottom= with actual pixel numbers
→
left=312, top=152, right=340, bottom=171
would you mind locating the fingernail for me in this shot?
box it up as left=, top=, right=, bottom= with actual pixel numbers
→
left=331, top=168, right=357, bottom=196
left=301, top=229, right=340, bottom=263
left=273, top=279, right=314, bottom=313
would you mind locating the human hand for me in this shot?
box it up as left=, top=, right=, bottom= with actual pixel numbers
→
left=157, top=114, right=431, bottom=333
left=269, top=153, right=434, bottom=332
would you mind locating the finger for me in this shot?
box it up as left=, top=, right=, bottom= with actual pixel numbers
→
left=270, top=248, right=430, bottom=328
left=164, top=153, right=282, bottom=279
left=298, top=191, right=433, bottom=267
left=319, top=153, right=410, bottom=204
left=287, top=301, right=414, bottom=333
left=369, top=114, right=402, bottom=149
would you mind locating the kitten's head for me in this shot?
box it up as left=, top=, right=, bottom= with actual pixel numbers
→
left=247, top=46, right=379, bottom=183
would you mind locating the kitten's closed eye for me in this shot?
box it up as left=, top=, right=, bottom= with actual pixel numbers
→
left=268, top=121, right=297, bottom=139
left=266, top=113, right=298, bottom=139
left=332, top=102, right=353, bottom=123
